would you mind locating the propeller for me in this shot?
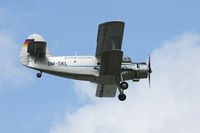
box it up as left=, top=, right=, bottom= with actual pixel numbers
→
left=148, top=55, right=152, bottom=87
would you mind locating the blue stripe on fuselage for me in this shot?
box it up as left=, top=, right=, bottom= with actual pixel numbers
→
left=66, top=63, right=133, bottom=67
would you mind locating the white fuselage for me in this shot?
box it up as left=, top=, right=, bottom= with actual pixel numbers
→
left=27, top=55, right=98, bottom=82
left=25, top=55, right=148, bottom=83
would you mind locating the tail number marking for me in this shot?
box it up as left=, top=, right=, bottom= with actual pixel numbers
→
left=48, top=62, right=67, bottom=66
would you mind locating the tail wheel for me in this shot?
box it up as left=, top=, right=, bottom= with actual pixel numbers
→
left=118, top=94, right=126, bottom=101
left=37, top=72, right=42, bottom=78
left=120, top=82, right=128, bottom=90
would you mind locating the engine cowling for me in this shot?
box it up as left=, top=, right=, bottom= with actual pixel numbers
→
left=121, top=63, right=148, bottom=81
left=135, top=63, right=148, bottom=79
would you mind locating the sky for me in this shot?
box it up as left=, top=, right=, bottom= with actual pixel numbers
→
left=0, top=0, right=200, bottom=133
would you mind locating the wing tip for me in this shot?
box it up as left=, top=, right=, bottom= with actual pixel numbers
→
left=100, top=20, right=125, bottom=26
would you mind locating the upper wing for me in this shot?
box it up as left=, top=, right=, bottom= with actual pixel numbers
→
left=95, top=21, right=125, bottom=59
left=95, top=50, right=123, bottom=97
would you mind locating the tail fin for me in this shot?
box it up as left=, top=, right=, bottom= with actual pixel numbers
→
left=20, top=34, right=51, bottom=66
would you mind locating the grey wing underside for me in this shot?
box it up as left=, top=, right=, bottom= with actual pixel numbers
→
left=96, top=50, right=123, bottom=97
left=95, top=50, right=123, bottom=97
left=96, top=84, right=118, bottom=97
left=95, top=21, right=125, bottom=59
left=95, top=21, right=125, bottom=98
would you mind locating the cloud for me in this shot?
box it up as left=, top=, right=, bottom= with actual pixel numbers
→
left=0, top=31, right=34, bottom=91
left=73, top=80, right=96, bottom=102
left=0, top=8, right=34, bottom=91
left=50, top=32, right=200, bottom=133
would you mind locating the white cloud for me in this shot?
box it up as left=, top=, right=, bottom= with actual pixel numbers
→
left=50, top=32, right=200, bottom=133
left=73, top=80, right=96, bottom=102
left=0, top=30, right=34, bottom=91
left=0, top=8, right=34, bottom=91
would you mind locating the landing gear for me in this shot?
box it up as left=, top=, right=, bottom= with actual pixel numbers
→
left=118, top=93, right=126, bottom=101
left=120, top=81, right=128, bottom=90
left=117, top=81, right=129, bottom=101
left=37, top=72, right=42, bottom=78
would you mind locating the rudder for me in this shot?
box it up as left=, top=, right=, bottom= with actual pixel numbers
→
left=20, top=34, right=51, bottom=66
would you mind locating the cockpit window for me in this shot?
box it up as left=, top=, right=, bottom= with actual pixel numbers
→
left=122, top=56, right=132, bottom=63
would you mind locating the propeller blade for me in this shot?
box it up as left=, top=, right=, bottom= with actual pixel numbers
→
left=148, top=55, right=152, bottom=88
left=148, top=55, right=152, bottom=73
left=149, top=56, right=150, bottom=67
left=148, top=72, right=151, bottom=88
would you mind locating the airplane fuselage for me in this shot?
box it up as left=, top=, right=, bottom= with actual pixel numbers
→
left=24, top=55, right=148, bottom=84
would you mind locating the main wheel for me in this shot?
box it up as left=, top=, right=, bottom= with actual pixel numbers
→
left=37, top=73, right=42, bottom=78
left=120, top=82, right=128, bottom=90
left=118, top=94, right=126, bottom=101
